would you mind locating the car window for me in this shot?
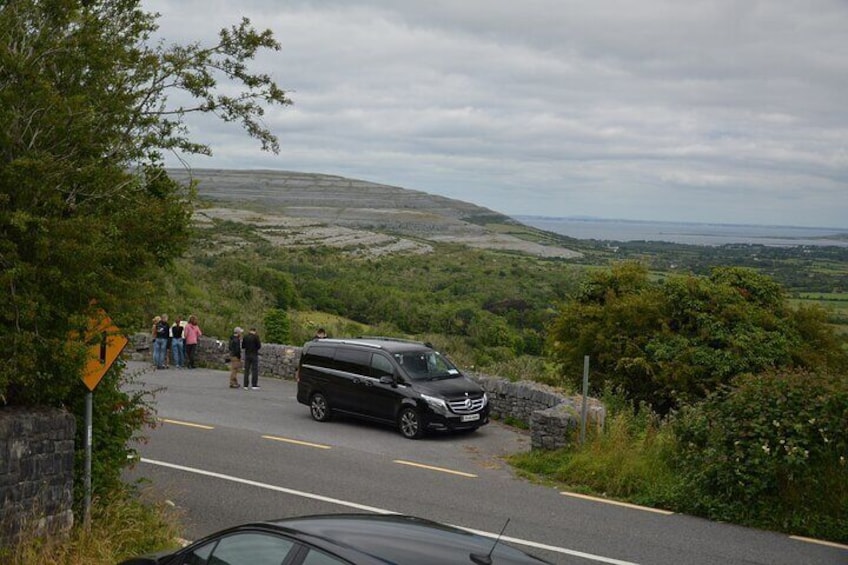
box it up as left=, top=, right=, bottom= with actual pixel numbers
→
left=395, top=350, right=459, bottom=380
left=303, top=345, right=334, bottom=368
left=334, top=348, right=370, bottom=376
left=195, top=532, right=296, bottom=565
left=300, top=548, right=350, bottom=564
left=180, top=540, right=214, bottom=565
left=370, top=354, right=394, bottom=378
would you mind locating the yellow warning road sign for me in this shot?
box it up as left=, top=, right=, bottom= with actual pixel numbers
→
left=79, top=309, right=128, bottom=391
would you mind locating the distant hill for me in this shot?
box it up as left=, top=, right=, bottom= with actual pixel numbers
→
left=170, top=168, right=582, bottom=259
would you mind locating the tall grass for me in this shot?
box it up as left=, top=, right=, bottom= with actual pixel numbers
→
left=508, top=389, right=681, bottom=509
left=2, top=492, right=181, bottom=565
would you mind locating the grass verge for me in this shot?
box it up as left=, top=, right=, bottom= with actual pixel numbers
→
left=2, top=491, right=181, bottom=565
left=508, top=406, right=681, bottom=509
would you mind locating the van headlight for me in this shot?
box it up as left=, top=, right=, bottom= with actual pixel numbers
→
left=420, top=393, right=448, bottom=414
left=482, top=392, right=488, bottom=406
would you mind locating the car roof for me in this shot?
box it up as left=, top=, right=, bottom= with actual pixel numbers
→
left=260, top=514, right=551, bottom=564
left=305, top=337, right=433, bottom=354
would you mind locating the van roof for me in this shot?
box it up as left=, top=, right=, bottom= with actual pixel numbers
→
left=307, top=337, right=432, bottom=353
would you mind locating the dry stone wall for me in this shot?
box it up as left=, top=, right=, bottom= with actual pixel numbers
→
left=0, top=407, right=75, bottom=546
left=468, top=373, right=606, bottom=450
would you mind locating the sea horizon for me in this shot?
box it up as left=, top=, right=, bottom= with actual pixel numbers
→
left=513, top=215, right=848, bottom=248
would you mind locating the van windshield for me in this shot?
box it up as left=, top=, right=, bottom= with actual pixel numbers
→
left=394, top=350, right=460, bottom=381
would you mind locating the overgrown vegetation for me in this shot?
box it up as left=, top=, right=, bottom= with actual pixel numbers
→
left=509, top=390, right=680, bottom=508
left=1, top=0, right=288, bottom=559
left=0, top=491, right=180, bottom=565
left=510, top=369, right=848, bottom=543
left=672, top=368, right=847, bottom=541
left=548, top=262, right=848, bottom=414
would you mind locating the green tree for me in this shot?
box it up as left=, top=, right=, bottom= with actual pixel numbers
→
left=549, top=262, right=848, bottom=413
left=1, top=0, right=290, bottom=503
left=264, top=308, right=291, bottom=345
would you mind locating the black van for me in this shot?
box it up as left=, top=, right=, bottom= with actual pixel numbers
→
left=296, top=338, right=489, bottom=439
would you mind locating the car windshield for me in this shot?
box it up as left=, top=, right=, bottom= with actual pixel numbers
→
left=394, top=350, right=460, bottom=381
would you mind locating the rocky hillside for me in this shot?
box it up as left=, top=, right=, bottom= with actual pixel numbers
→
left=170, top=168, right=581, bottom=259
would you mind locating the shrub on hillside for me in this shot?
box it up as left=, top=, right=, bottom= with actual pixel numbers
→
left=671, top=368, right=848, bottom=542
left=264, top=308, right=291, bottom=345
left=549, top=262, right=848, bottom=414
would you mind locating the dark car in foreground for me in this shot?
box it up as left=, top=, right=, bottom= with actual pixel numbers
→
left=118, top=513, right=551, bottom=565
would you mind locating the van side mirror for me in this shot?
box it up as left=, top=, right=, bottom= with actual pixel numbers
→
left=379, top=375, right=394, bottom=386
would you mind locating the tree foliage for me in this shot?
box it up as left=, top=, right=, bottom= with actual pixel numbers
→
left=0, top=0, right=289, bottom=501
left=264, top=308, right=290, bottom=345
left=549, top=262, right=848, bottom=413
left=672, top=369, right=848, bottom=541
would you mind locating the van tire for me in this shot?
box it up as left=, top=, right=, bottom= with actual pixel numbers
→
left=398, top=407, right=424, bottom=439
left=310, top=392, right=332, bottom=422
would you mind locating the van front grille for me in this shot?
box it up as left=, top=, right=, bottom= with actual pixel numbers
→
left=447, top=397, right=486, bottom=414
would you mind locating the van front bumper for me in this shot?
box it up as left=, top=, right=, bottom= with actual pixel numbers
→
left=424, top=408, right=490, bottom=432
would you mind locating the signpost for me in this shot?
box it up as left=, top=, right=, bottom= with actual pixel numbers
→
left=580, top=355, right=590, bottom=445
left=77, top=309, right=128, bottom=528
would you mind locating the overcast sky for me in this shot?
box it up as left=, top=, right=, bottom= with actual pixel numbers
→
left=144, top=0, right=848, bottom=228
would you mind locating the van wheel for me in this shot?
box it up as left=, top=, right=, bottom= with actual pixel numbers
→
left=310, top=393, right=332, bottom=422
left=398, top=407, right=424, bottom=439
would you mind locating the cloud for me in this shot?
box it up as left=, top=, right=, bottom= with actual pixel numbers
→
left=144, top=0, right=848, bottom=227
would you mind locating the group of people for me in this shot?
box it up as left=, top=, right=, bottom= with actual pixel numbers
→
left=151, top=314, right=202, bottom=370
left=228, top=327, right=262, bottom=389
left=152, top=319, right=327, bottom=390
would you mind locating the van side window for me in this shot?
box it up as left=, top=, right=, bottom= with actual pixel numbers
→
left=303, top=345, right=335, bottom=368
left=334, top=348, right=370, bottom=376
left=370, top=354, right=394, bottom=379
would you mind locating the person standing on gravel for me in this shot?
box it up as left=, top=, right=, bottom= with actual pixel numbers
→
left=171, top=316, right=185, bottom=369
left=242, top=327, right=262, bottom=389
left=153, top=314, right=170, bottom=369
left=228, top=327, right=243, bottom=388
left=184, top=314, right=202, bottom=369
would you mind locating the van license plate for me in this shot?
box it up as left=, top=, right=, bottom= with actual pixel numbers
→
left=461, top=414, right=480, bottom=422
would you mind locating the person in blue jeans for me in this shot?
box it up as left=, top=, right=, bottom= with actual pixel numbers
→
left=153, top=314, right=170, bottom=369
left=170, top=316, right=185, bottom=369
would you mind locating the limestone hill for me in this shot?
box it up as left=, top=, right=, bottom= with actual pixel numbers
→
left=170, top=168, right=581, bottom=259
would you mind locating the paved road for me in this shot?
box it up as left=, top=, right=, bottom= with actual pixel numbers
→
left=123, top=361, right=847, bottom=565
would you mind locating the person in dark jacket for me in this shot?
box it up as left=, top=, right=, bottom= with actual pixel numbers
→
left=242, top=327, right=262, bottom=390
left=171, top=316, right=185, bottom=369
left=153, top=314, right=170, bottom=369
left=227, top=327, right=243, bottom=388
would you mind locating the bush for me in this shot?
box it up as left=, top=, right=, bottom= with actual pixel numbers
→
left=549, top=263, right=848, bottom=415
left=263, top=308, right=290, bottom=344
left=671, top=369, right=848, bottom=542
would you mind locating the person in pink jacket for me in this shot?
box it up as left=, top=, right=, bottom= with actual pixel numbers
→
left=184, top=314, right=202, bottom=369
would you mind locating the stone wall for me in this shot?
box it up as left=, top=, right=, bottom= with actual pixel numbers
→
left=469, top=374, right=606, bottom=450
left=0, top=407, right=75, bottom=546
left=130, top=334, right=604, bottom=449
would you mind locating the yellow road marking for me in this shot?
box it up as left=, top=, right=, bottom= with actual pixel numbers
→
left=790, top=535, right=848, bottom=550
left=561, top=491, right=674, bottom=515
left=160, top=418, right=214, bottom=430
left=393, top=460, right=477, bottom=478
left=262, top=435, right=332, bottom=450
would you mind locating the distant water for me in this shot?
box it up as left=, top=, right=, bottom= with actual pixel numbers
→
left=514, top=216, right=848, bottom=248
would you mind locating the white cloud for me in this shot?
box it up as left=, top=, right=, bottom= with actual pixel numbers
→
left=144, top=0, right=848, bottom=227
